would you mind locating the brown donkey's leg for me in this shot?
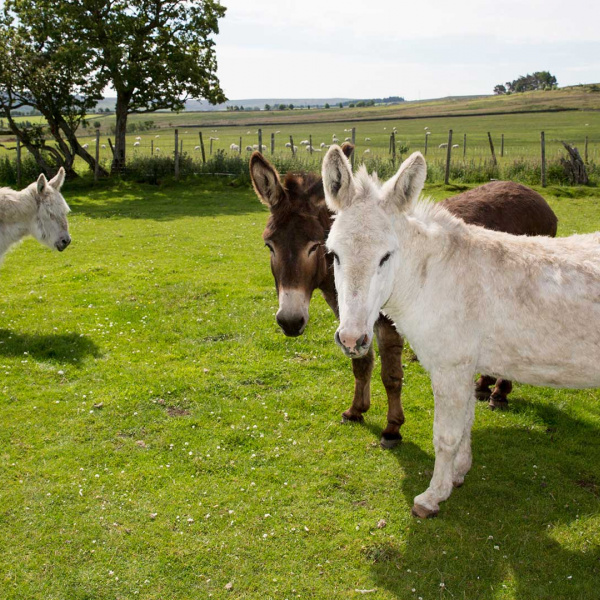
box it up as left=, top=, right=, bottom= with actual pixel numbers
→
left=489, top=379, right=512, bottom=410
left=475, top=375, right=496, bottom=400
left=375, top=316, right=405, bottom=449
left=342, top=344, right=375, bottom=424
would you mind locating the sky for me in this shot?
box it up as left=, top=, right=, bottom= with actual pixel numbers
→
left=215, top=0, right=600, bottom=100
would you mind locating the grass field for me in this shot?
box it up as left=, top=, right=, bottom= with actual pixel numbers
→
left=1, top=176, right=599, bottom=599
left=2, top=86, right=600, bottom=172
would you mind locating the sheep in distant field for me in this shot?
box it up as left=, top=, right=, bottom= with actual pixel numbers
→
left=300, top=140, right=310, bottom=145
left=365, top=137, right=371, bottom=142
left=194, top=145, right=201, bottom=151
left=320, top=142, right=326, bottom=148
left=0, top=168, right=71, bottom=263
left=426, top=132, right=431, bottom=136
left=82, top=144, right=89, bottom=150
left=101, top=144, right=106, bottom=149
left=230, top=143, right=240, bottom=151
left=383, top=127, right=387, bottom=130
left=246, top=145, right=254, bottom=152
left=305, top=145, right=313, bottom=152
left=313, top=148, right=322, bottom=152
left=247, top=131, right=251, bottom=134
left=252, top=144, right=259, bottom=150
left=293, top=146, right=298, bottom=152
left=133, top=141, right=140, bottom=147
left=285, top=142, right=292, bottom=148
left=452, top=144, right=460, bottom=149
left=275, top=130, right=281, bottom=134
left=155, top=147, right=161, bottom=153
left=261, top=145, right=267, bottom=151
left=424, top=127, right=429, bottom=131
left=439, top=143, right=448, bottom=149
left=210, top=137, right=219, bottom=141
left=135, top=136, right=142, bottom=141
left=332, top=138, right=340, bottom=144
left=344, top=137, right=351, bottom=142
left=155, top=135, right=160, bottom=138
left=363, top=148, right=371, bottom=154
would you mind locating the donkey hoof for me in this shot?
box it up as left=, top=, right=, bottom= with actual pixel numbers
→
left=453, top=478, right=464, bottom=488
left=380, top=433, right=402, bottom=450
left=488, top=395, right=509, bottom=411
left=475, top=388, right=491, bottom=400
left=411, top=503, right=439, bottom=519
left=341, top=412, right=365, bottom=424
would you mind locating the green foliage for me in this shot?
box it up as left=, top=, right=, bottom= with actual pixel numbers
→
left=0, top=153, right=39, bottom=184
left=500, top=71, right=558, bottom=94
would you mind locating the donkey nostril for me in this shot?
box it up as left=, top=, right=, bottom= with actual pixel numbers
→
left=358, top=334, right=369, bottom=348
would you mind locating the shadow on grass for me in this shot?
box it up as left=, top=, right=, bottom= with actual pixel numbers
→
left=64, top=177, right=265, bottom=221
left=0, top=329, right=101, bottom=364
left=364, top=401, right=600, bottom=599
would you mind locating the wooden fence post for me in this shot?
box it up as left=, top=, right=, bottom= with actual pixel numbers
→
left=239, top=136, right=242, bottom=155
left=585, top=136, right=589, bottom=163
left=174, top=128, right=179, bottom=181
left=391, top=132, right=396, bottom=165
left=180, top=139, right=183, bottom=155
left=501, top=133, right=504, bottom=158
left=424, top=133, right=428, bottom=156
left=541, top=131, right=546, bottom=188
left=209, top=138, right=213, bottom=156
left=309, top=134, right=313, bottom=155
left=151, top=139, right=154, bottom=155
left=444, top=129, right=453, bottom=185
left=271, top=132, right=275, bottom=155
left=95, top=129, right=100, bottom=183
left=463, top=133, right=467, bottom=158
left=487, top=132, right=497, bottom=166
left=107, top=138, right=115, bottom=157
left=16, top=139, right=21, bottom=187
left=258, top=128, right=262, bottom=154
left=290, top=135, right=295, bottom=156
left=351, top=127, right=356, bottom=168
left=199, top=132, right=206, bottom=164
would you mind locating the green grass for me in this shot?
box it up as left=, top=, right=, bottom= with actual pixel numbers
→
left=0, top=177, right=599, bottom=599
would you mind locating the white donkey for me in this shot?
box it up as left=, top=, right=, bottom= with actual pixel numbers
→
left=0, top=168, right=71, bottom=264
left=322, top=146, right=600, bottom=518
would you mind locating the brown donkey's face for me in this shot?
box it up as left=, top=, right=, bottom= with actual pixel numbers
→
left=250, top=153, right=332, bottom=337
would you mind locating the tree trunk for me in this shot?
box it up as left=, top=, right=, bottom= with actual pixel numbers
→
left=112, top=92, right=131, bottom=174
left=560, top=141, right=589, bottom=185
left=56, top=115, right=109, bottom=177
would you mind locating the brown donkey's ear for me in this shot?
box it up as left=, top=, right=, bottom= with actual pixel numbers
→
left=249, top=152, right=285, bottom=209
left=341, top=142, right=354, bottom=159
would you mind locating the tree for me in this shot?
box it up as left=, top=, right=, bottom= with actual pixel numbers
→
left=10, top=0, right=227, bottom=173
left=0, top=7, right=107, bottom=177
left=288, top=104, right=294, bottom=110
left=494, top=84, right=507, bottom=95
left=499, top=72, right=558, bottom=94
left=338, top=102, right=343, bottom=108
left=324, top=103, right=330, bottom=109
left=264, top=104, right=271, bottom=111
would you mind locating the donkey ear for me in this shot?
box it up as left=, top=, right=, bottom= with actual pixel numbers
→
left=322, top=145, right=355, bottom=213
left=36, top=173, right=48, bottom=195
left=340, top=142, right=354, bottom=159
left=383, top=152, right=426, bottom=210
left=249, top=152, right=285, bottom=209
left=49, top=167, right=66, bottom=190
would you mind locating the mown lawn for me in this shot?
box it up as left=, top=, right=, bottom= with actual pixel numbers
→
left=0, top=176, right=599, bottom=599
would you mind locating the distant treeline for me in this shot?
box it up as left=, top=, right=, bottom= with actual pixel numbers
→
left=227, top=96, right=406, bottom=112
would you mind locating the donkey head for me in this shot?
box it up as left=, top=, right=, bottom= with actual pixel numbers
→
left=250, top=145, right=354, bottom=337
left=30, top=167, right=71, bottom=252
left=323, top=146, right=426, bottom=357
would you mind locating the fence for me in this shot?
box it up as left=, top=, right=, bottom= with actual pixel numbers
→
left=0, top=125, right=598, bottom=187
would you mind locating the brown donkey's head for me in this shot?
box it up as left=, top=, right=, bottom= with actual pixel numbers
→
left=250, top=145, right=354, bottom=336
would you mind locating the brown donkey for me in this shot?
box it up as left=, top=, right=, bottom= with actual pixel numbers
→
left=250, top=147, right=558, bottom=444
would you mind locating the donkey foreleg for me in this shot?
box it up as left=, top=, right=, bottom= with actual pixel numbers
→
left=342, top=345, right=375, bottom=424
left=375, top=316, right=405, bottom=449
left=412, top=369, right=475, bottom=518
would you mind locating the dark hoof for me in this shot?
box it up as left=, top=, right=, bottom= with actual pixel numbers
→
left=488, top=395, right=509, bottom=411
left=341, top=413, right=365, bottom=424
left=380, top=433, right=402, bottom=450
left=411, top=504, right=438, bottom=519
left=475, top=388, right=491, bottom=401
left=453, top=479, right=464, bottom=488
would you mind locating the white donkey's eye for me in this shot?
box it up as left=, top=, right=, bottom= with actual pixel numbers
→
left=379, top=252, right=392, bottom=267
left=331, top=251, right=340, bottom=265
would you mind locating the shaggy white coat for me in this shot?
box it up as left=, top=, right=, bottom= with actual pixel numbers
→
left=322, top=146, right=600, bottom=517
left=0, top=168, right=70, bottom=264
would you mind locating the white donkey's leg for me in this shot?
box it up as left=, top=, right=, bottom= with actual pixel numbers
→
left=412, top=369, right=475, bottom=518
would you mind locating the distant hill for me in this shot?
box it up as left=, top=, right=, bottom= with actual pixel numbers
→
left=93, top=97, right=406, bottom=112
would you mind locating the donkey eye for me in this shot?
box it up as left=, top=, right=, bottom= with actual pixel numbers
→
left=308, top=243, right=321, bottom=256
left=379, top=252, right=392, bottom=267
left=265, top=243, right=274, bottom=254
left=331, top=252, right=340, bottom=265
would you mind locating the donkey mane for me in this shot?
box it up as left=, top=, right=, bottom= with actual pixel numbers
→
left=269, top=171, right=328, bottom=225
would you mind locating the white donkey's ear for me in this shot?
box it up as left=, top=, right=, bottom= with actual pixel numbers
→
left=322, top=145, right=355, bottom=213
left=383, top=152, right=427, bottom=210
left=36, top=173, right=48, bottom=194
left=49, top=167, right=66, bottom=190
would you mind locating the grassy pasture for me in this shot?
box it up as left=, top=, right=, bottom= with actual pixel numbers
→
left=0, top=176, right=599, bottom=599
